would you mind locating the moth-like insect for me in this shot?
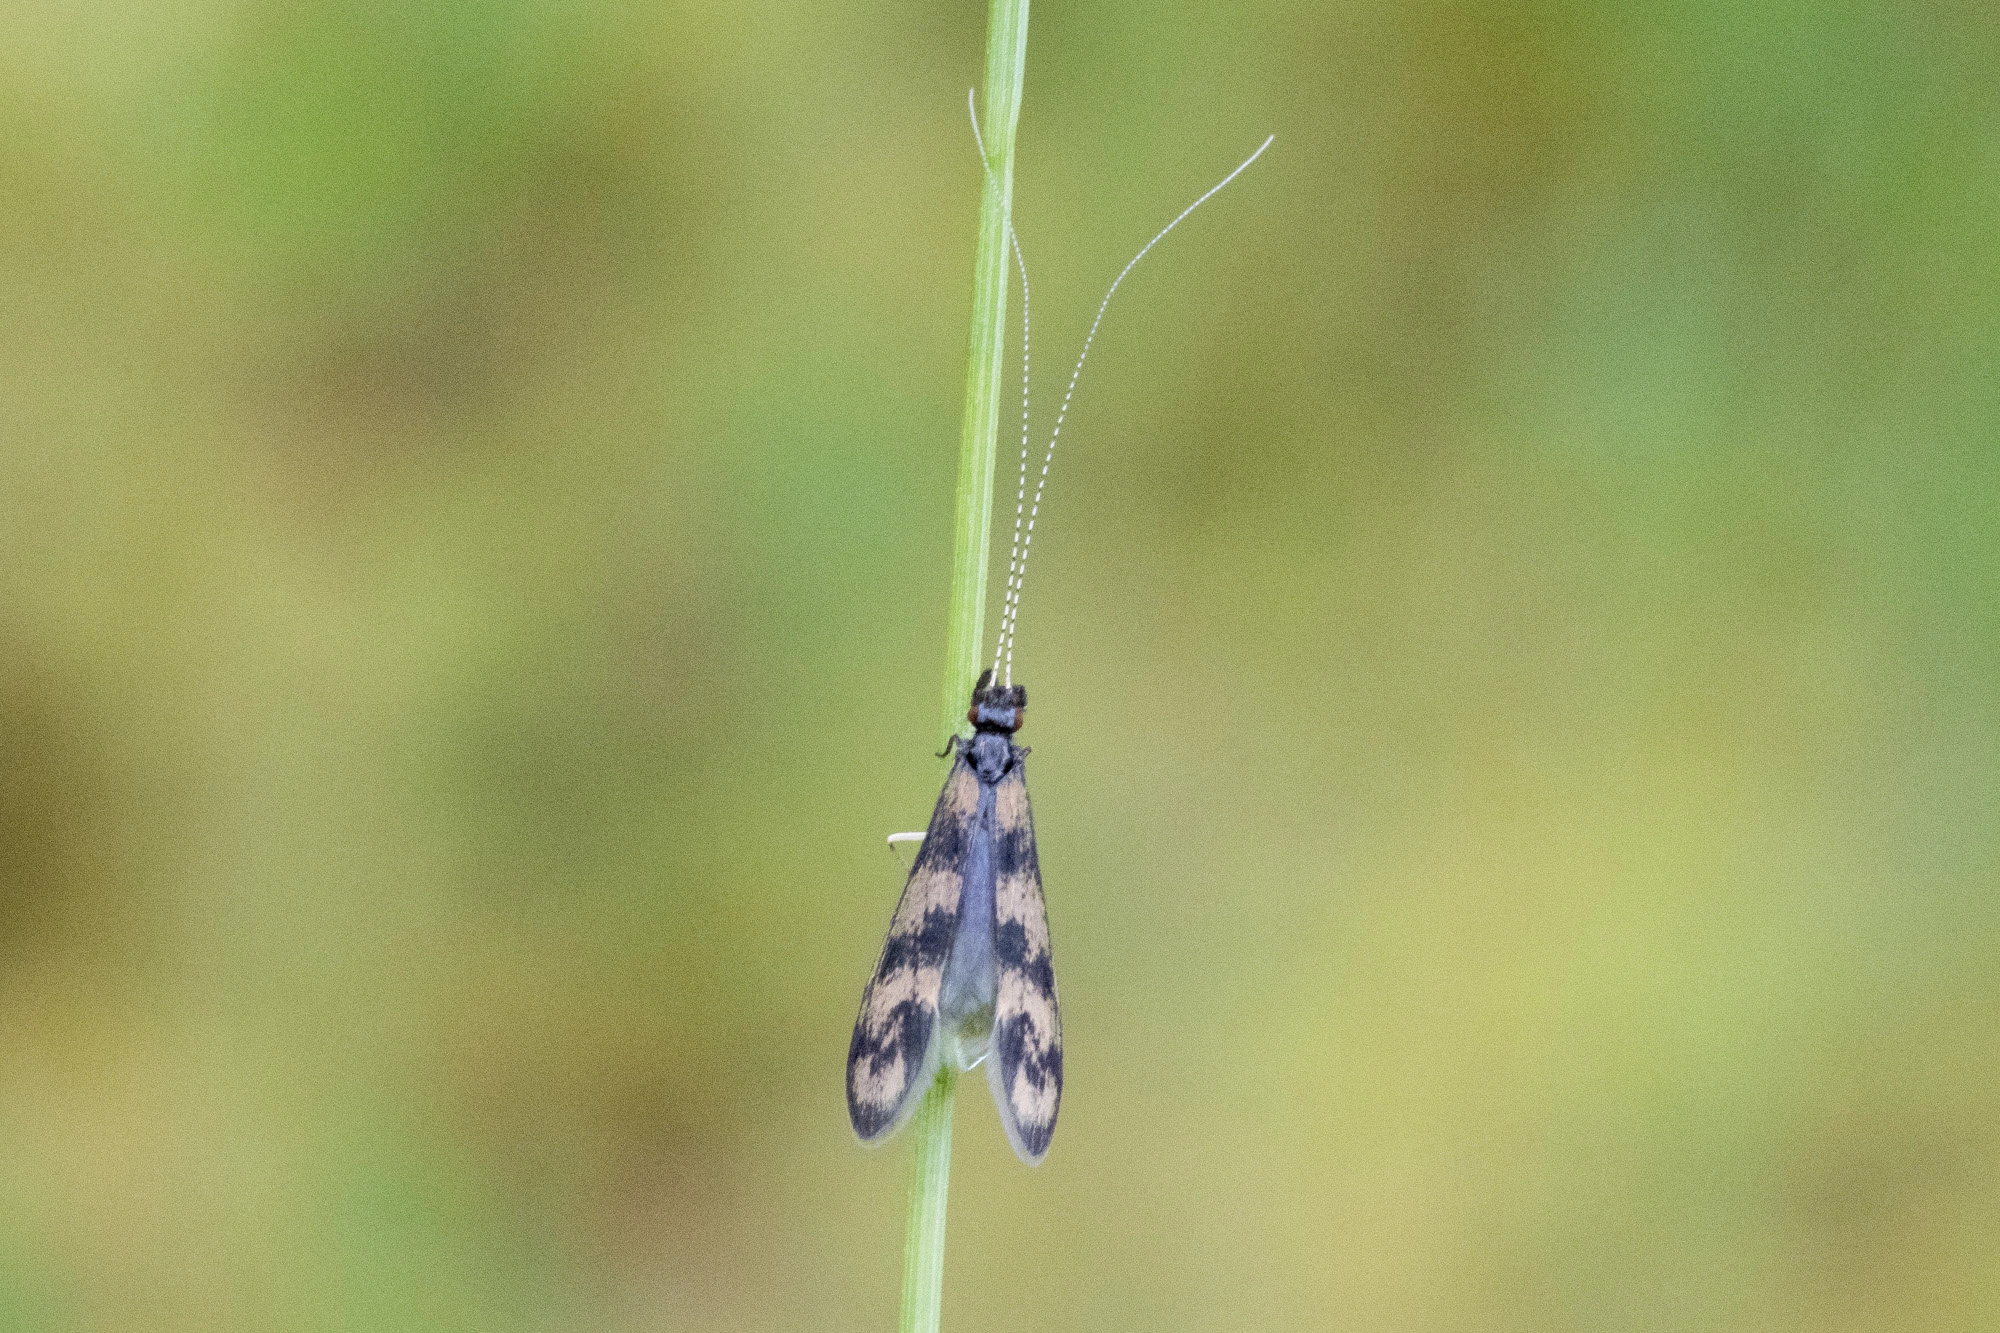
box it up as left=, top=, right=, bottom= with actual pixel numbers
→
left=846, top=669, right=1060, bottom=1164
left=846, top=107, right=1270, bottom=1165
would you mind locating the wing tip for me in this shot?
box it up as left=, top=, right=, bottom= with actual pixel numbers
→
left=986, top=1050, right=1060, bottom=1166
left=847, top=1025, right=944, bottom=1147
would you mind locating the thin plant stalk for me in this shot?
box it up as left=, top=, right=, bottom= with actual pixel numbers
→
left=941, top=0, right=1031, bottom=744
left=903, top=0, right=1030, bottom=1329
left=898, top=1068, right=958, bottom=1333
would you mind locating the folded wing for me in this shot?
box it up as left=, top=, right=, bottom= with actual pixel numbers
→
left=847, top=754, right=980, bottom=1142
left=987, top=757, right=1061, bottom=1163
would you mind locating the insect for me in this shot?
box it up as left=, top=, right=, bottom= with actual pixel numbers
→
left=847, top=668, right=1059, bottom=1163
left=846, top=108, right=1272, bottom=1164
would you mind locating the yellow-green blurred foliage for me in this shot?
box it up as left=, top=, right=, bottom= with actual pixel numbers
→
left=3, top=1, right=1996, bottom=1330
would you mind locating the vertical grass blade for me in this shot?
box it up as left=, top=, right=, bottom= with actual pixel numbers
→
left=941, top=0, right=1032, bottom=745
left=902, top=1, right=1030, bottom=1330
left=898, top=1068, right=959, bottom=1333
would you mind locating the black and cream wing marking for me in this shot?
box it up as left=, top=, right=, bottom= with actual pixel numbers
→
left=988, top=755, right=1062, bottom=1164
left=846, top=754, right=979, bottom=1142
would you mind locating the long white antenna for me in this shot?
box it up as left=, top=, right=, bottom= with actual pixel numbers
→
left=996, top=133, right=1275, bottom=684
left=966, top=90, right=1037, bottom=686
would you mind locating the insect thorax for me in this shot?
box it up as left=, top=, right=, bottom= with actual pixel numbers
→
left=966, top=730, right=1019, bottom=785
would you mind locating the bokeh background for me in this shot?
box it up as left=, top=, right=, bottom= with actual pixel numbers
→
left=3, top=1, right=1997, bottom=1330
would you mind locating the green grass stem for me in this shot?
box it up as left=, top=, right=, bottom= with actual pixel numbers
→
left=901, top=0, right=1030, bottom=1329
left=940, top=0, right=1031, bottom=745
left=898, top=1067, right=959, bottom=1333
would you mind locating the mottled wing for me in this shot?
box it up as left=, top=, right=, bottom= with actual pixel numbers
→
left=988, top=755, right=1062, bottom=1164
left=847, top=753, right=980, bottom=1142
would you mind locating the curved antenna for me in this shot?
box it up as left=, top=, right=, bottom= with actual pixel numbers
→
left=966, top=89, right=1037, bottom=684
left=996, top=134, right=1276, bottom=684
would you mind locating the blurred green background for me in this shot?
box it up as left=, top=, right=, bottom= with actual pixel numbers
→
left=3, top=1, right=1997, bottom=1330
